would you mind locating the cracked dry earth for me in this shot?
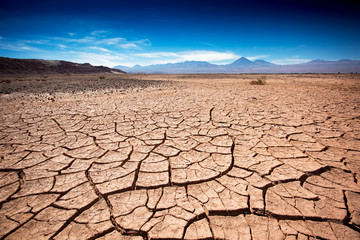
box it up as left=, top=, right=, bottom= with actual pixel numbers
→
left=0, top=74, right=360, bottom=240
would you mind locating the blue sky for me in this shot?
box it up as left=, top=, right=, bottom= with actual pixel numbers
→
left=0, top=0, right=360, bottom=67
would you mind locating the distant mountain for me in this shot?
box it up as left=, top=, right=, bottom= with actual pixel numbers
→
left=307, top=59, right=328, bottom=64
left=117, top=61, right=219, bottom=74
left=0, top=57, right=125, bottom=74
left=115, top=57, right=360, bottom=73
left=227, top=57, right=255, bottom=67
left=253, top=59, right=276, bottom=67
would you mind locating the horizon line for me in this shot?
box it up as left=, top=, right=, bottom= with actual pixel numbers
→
left=1, top=56, right=359, bottom=68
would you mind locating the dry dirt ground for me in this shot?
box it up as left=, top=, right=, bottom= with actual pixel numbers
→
left=0, top=74, right=360, bottom=240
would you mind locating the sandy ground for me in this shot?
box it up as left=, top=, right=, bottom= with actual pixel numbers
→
left=0, top=74, right=359, bottom=239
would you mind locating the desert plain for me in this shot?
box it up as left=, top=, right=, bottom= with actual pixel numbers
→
left=0, top=73, right=359, bottom=239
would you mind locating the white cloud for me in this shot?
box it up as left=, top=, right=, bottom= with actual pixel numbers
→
left=96, top=37, right=150, bottom=48
left=271, top=58, right=311, bottom=65
left=53, top=36, right=95, bottom=43
left=0, top=42, right=42, bottom=52
left=58, top=44, right=67, bottom=49
left=0, top=37, right=43, bottom=52
left=64, top=51, right=126, bottom=67
left=119, top=43, right=139, bottom=49
left=88, top=46, right=112, bottom=52
left=134, top=39, right=151, bottom=46
left=61, top=50, right=239, bottom=68
left=179, top=51, right=239, bottom=62
left=96, top=37, right=126, bottom=45
left=199, top=42, right=217, bottom=47
left=53, top=36, right=139, bottom=47
left=247, top=55, right=270, bottom=60
left=2, top=31, right=151, bottom=61
left=133, top=50, right=239, bottom=65
left=22, top=39, right=50, bottom=45
left=134, top=52, right=178, bottom=58
left=90, top=30, right=108, bottom=37
left=0, top=31, right=248, bottom=68
left=52, top=35, right=149, bottom=49
left=5, top=47, right=239, bottom=68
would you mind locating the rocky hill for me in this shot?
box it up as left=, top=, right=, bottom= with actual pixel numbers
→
left=0, top=57, right=125, bottom=74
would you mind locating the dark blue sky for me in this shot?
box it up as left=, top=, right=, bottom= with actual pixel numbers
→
left=1, top=0, right=359, bottom=67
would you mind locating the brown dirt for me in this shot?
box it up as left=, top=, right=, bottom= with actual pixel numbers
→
left=0, top=74, right=359, bottom=239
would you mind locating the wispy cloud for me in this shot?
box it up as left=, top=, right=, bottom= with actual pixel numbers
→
left=0, top=37, right=44, bottom=52
left=133, top=50, right=239, bottom=65
left=0, top=42, right=43, bottom=52
left=53, top=36, right=95, bottom=43
left=133, top=39, right=151, bottom=46
left=271, top=58, right=311, bottom=65
left=134, top=52, right=178, bottom=58
left=21, top=39, right=50, bottom=45
left=51, top=33, right=150, bottom=50
left=199, top=42, right=217, bottom=47
left=96, top=37, right=150, bottom=48
left=120, top=43, right=139, bottom=49
left=88, top=46, right=112, bottom=52
left=90, top=30, right=108, bottom=37
left=247, top=55, right=269, bottom=60
left=0, top=30, right=274, bottom=68
left=0, top=31, right=154, bottom=67
left=55, top=50, right=240, bottom=67
left=95, top=37, right=126, bottom=45
left=64, top=51, right=126, bottom=67
left=58, top=44, right=67, bottom=49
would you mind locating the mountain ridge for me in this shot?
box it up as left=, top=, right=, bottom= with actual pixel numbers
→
left=115, top=57, right=360, bottom=74
left=0, top=57, right=125, bottom=74
left=1, top=56, right=359, bottom=74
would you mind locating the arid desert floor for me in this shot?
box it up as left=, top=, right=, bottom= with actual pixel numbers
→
left=0, top=74, right=359, bottom=239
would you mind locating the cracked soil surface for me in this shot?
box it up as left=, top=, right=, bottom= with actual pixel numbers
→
left=0, top=74, right=360, bottom=239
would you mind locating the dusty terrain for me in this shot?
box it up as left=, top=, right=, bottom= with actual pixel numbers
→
left=0, top=74, right=359, bottom=239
